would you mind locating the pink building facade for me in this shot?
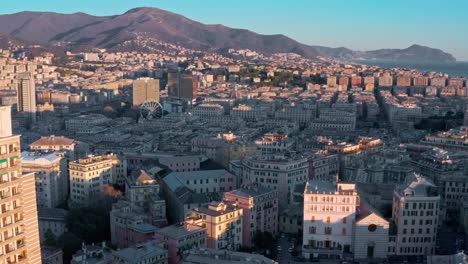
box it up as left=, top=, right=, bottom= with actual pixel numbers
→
left=113, top=224, right=156, bottom=248
left=153, top=222, right=207, bottom=264
left=224, top=184, right=278, bottom=248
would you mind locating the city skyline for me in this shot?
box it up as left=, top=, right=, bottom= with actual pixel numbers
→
left=1, top=0, right=468, bottom=60
left=0, top=2, right=467, bottom=263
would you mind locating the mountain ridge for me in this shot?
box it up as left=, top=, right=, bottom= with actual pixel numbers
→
left=0, top=7, right=456, bottom=62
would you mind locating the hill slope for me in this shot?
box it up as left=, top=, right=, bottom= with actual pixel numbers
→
left=0, top=7, right=456, bottom=62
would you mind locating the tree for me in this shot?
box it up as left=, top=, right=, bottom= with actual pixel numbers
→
left=66, top=207, right=111, bottom=243
left=252, top=231, right=278, bottom=259
left=57, top=232, right=83, bottom=264
left=44, top=229, right=57, bottom=247
left=445, top=111, right=455, bottom=119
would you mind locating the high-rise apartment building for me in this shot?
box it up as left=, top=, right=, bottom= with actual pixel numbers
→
left=327, top=76, right=337, bottom=87
left=430, top=77, right=447, bottom=87
left=413, top=77, right=429, bottom=87
left=448, top=78, right=464, bottom=88
left=338, top=76, right=350, bottom=88
left=351, top=76, right=362, bottom=87
left=132, top=78, right=160, bottom=106
left=0, top=106, right=42, bottom=263
left=396, top=76, right=411, bottom=87
left=16, top=72, right=36, bottom=123
left=378, top=76, right=393, bottom=87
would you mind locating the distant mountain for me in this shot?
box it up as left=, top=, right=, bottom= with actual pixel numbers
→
left=0, top=7, right=457, bottom=62
left=363, top=44, right=456, bottom=62
left=0, top=11, right=107, bottom=43
left=308, top=44, right=456, bottom=62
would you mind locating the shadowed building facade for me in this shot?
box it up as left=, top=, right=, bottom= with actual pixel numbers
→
left=0, top=106, right=42, bottom=263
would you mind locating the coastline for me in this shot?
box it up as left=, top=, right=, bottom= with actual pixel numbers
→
left=355, top=60, right=468, bottom=78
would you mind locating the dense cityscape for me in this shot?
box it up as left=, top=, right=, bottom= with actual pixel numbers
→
left=0, top=3, right=468, bottom=264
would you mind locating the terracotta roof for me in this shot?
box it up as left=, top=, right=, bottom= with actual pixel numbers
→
left=136, top=170, right=154, bottom=183
left=30, top=136, right=75, bottom=146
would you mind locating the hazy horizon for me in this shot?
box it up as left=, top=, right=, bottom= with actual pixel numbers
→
left=1, top=0, right=467, bottom=61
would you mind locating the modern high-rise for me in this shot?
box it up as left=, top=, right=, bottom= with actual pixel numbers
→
left=16, top=72, right=36, bottom=123
left=167, top=67, right=198, bottom=103
left=132, top=78, right=160, bottom=106
left=0, top=105, right=42, bottom=263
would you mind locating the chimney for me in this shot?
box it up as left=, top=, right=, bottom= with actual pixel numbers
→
left=0, top=106, right=12, bottom=138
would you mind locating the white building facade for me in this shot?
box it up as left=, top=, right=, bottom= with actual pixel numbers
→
left=302, top=181, right=358, bottom=260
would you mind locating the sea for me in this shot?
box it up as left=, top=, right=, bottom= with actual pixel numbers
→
left=355, top=60, right=468, bottom=78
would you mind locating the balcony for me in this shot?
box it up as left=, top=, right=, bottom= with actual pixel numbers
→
left=0, top=177, right=20, bottom=187
left=17, top=256, right=27, bottom=263
left=5, top=247, right=16, bottom=254
left=0, top=149, right=20, bottom=160
left=2, top=206, right=22, bottom=217
left=3, top=235, right=14, bottom=242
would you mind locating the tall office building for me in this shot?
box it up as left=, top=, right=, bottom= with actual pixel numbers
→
left=0, top=106, right=42, bottom=264
left=16, top=72, right=36, bottom=123
left=167, top=67, right=198, bottom=103
left=132, top=78, right=160, bottom=106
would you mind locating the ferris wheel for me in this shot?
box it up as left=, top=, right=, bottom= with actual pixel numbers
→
left=139, top=100, right=163, bottom=121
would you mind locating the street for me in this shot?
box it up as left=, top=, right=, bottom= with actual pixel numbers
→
left=276, top=234, right=342, bottom=264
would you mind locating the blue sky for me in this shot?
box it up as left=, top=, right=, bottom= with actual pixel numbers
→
left=2, top=0, right=468, bottom=60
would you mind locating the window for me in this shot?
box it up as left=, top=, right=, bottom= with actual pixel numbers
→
left=343, top=217, right=347, bottom=224
left=368, top=224, right=377, bottom=232
left=326, top=217, right=330, bottom=224
left=309, top=226, right=316, bottom=234
left=342, top=228, right=346, bottom=235
left=311, top=216, right=315, bottom=222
